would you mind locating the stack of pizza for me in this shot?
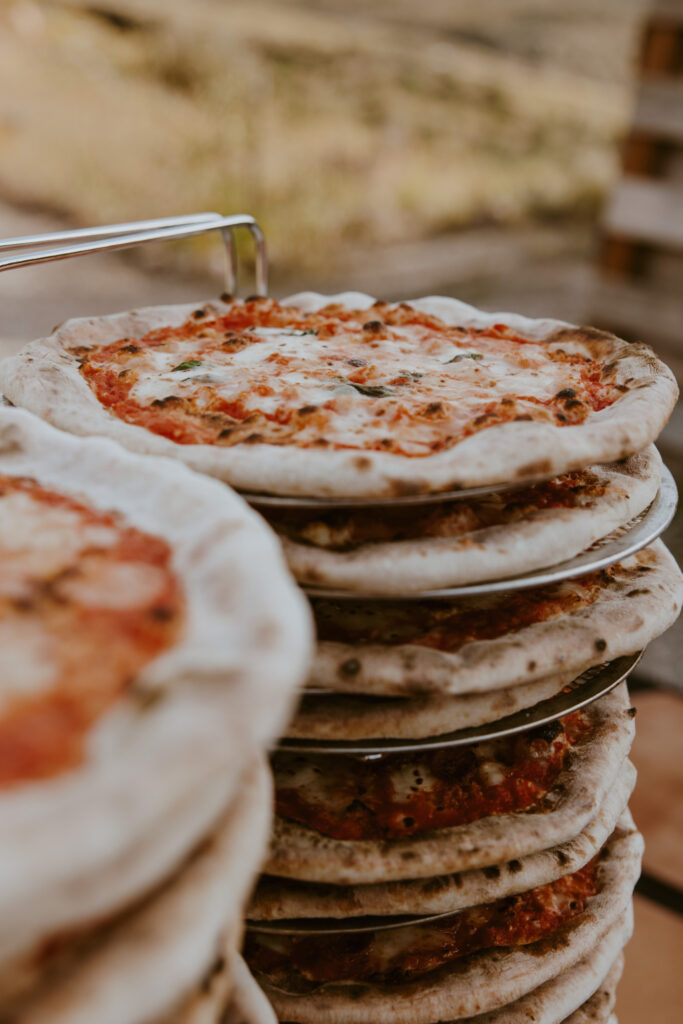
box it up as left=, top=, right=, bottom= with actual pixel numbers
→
left=0, top=404, right=311, bottom=1023
left=1, top=289, right=682, bottom=1024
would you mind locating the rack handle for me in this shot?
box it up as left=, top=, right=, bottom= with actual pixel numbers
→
left=0, top=213, right=268, bottom=297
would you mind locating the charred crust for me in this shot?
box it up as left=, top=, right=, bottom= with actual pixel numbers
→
left=527, top=659, right=537, bottom=672
left=219, top=291, right=233, bottom=302
left=483, top=866, right=501, bottom=879
left=362, top=320, right=384, bottom=333
left=594, top=638, right=607, bottom=652
left=353, top=456, right=372, bottom=471
left=627, top=707, right=637, bottom=719
left=424, top=401, right=444, bottom=416
left=555, top=387, right=576, bottom=399
left=119, top=343, right=140, bottom=354
left=339, top=658, right=361, bottom=677
left=151, top=395, right=182, bottom=407
left=192, top=308, right=207, bottom=319
left=298, top=405, right=318, bottom=415
left=507, top=859, right=523, bottom=873
left=514, top=414, right=533, bottom=422
left=244, top=432, right=263, bottom=443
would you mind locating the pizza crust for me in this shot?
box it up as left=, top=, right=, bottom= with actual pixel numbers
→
left=250, top=759, right=634, bottom=920
left=2, top=759, right=271, bottom=1024
left=0, top=293, right=677, bottom=499
left=0, top=406, right=311, bottom=986
left=274, top=448, right=661, bottom=594
left=439, top=948, right=623, bottom=1024
left=254, top=819, right=641, bottom=1024
left=223, top=955, right=278, bottom=1024
left=266, top=685, right=635, bottom=884
left=290, top=669, right=594, bottom=741
left=310, top=541, right=683, bottom=697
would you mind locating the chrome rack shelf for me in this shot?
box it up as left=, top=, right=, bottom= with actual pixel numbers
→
left=0, top=212, right=268, bottom=297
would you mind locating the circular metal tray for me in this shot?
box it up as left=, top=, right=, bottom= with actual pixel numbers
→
left=277, top=652, right=641, bottom=755
left=242, top=474, right=545, bottom=510
left=247, top=904, right=473, bottom=936
left=301, top=466, right=677, bottom=601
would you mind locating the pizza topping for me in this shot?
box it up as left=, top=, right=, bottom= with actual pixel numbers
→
left=267, top=470, right=608, bottom=550
left=245, top=861, right=598, bottom=990
left=312, top=564, right=628, bottom=650
left=0, top=474, right=183, bottom=787
left=78, top=299, right=622, bottom=457
left=273, top=713, right=589, bottom=840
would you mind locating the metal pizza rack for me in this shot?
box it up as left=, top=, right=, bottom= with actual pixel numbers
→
left=0, top=211, right=662, bottom=735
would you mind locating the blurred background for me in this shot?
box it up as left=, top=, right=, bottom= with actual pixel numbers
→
left=0, top=1, right=681, bottom=1019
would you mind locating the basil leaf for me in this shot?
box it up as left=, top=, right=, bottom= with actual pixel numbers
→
left=172, top=359, right=203, bottom=372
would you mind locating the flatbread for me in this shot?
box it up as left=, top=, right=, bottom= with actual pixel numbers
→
left=250, top=758, right=634, bottom=919
left=2, top=758, right=271, bottom=1024
left=266, top=685, right=635, bottom=884
left=310, top=541, right=682, bottom=696
left=0, top=406, right=312, bottom=987
left=290, top=669, right=588, bottom=741
left=0, top=293, right=676, bottom=500
left=250, top=819, right=641, bottom=1023
left=271, top=448, right=660, bottom=594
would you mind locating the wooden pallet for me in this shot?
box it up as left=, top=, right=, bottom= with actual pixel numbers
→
left=592, top=1, right=683, bottom=365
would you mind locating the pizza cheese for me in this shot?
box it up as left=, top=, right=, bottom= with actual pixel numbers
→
left=245, top=861, right=597, bottom=990
left=77, top=299, right=621, bottom=459
left=0, top=474, right=183, bottom=787
left=273, top=713, right=589, bottom=841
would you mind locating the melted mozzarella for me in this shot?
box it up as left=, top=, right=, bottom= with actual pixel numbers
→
left=125, top=317, right=588, bottom=452
left=0, top=493, right=118, bottom=579
left=56, top=561, right=169, bottom=610
left=0, top=620, right=57, bottom=708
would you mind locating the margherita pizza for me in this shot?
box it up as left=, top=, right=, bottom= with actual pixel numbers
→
left=0, top=293, right=676, bottom=498
left=309, top=541, right=683, bottom=697
left=0, top=404, right=311, bottom=1002
left=267, top=448, right=660, bottom=593
left=266, top=685, right=635, bottom=885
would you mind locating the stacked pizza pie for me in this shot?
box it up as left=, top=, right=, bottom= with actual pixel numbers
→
left=1, top=289, right=682, bottom=1024
left=0, top=404, right=312, bottom=1023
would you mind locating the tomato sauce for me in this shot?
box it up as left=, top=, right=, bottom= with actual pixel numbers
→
left=0, top=474, right=183, bottom=787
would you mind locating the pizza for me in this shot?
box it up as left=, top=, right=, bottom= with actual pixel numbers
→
left=309, top=541, right=683, bottom=696
left=0, top=405, right=312, bottom=1005
left=247, top=822, right=641, bottom=1024
left=0, top=293, right=676, bottom=498
left=268, top=448, right=660, bottom=593
left=274, top=713, right=589, bottom=842
left=266, top=686, right=635, bottom=885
